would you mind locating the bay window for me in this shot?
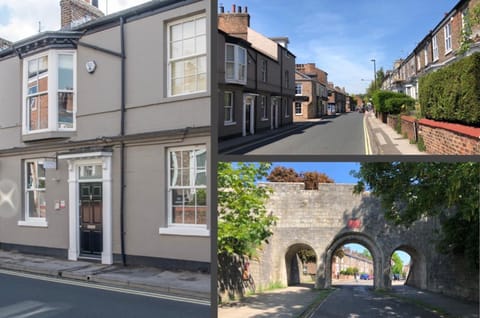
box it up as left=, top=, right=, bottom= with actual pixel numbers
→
left=23, top=50, right=76, bottom=135
left=225, top=44, right=247, bottom=84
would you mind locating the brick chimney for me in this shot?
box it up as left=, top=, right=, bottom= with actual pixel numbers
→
left=60, top=0, right=104, bottom=29
left=218, top=4, right=250, bottom=40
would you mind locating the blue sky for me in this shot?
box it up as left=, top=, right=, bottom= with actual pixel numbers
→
left=220, top=0, right=459, bottom=94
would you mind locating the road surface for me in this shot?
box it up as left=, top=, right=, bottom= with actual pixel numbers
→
left=0, top=271, right=210, bottom=318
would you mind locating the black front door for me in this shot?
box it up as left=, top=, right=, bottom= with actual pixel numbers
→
left=79, top=183, right=102, bottom=255
left=245, top=104, right=251, bottom=135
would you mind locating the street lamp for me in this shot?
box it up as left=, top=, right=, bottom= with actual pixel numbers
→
left=371, top=59, right=377, bottom=91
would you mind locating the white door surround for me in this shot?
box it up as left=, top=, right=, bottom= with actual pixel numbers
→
left=243, top=94, right=256, bottom=136
left=58, top=152, right=113, bottom=265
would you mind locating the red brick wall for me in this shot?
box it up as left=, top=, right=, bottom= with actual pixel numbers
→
left=419, top=120, right=480, bottom=155
left=401, top=116, right=417, bottom=142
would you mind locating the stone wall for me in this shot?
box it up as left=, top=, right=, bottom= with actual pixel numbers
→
left=251, top=182, right=479, bottom=301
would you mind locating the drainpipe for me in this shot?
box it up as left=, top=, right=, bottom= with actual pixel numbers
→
left=120, top=16, right=127, bottom=266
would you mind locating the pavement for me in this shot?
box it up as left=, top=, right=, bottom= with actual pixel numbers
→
left=218, top=120, right=318, bottom=155
left=218, top=284, right=321, bottom=318
left=0, top=249, right=210, bottom=301
left=218, top=111, right=425, bottom=155
left=364, top=110, right=425, bottom=155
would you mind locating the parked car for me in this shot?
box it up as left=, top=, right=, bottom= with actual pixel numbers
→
left=360, top=273, right=369, bottom=280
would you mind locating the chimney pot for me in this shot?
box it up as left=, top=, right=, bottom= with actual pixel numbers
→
left=245, top=6, right=248, bottom=13
left=220, top=5, right=224, bottom=13
left=232, top=4, right=236, bottom=13
left=238, top=6, right=242, bottom=13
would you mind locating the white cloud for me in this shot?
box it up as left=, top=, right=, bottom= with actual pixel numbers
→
left=0, top=0, right=150, bottom=42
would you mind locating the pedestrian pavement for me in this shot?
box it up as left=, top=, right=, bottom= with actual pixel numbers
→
left=364, top=110, right=425, bottom=155
left=218, top=120, right=319, bottom=155
left=217, top=282, right=479, bottom=318
left=0, top=250, right=210, bottom=301
left=218, top=284, right=322, bottom=318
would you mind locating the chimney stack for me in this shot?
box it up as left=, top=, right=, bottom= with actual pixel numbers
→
left=60, top=0, right=104, bottom=29
left=218, top=3, right=250, bottom=41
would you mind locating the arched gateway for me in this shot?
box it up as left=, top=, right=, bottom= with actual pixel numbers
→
left=249, top=182, right=477, bottom=301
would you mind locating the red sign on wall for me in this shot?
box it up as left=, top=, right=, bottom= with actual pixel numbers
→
left=347, top=218, right=361, bottom=229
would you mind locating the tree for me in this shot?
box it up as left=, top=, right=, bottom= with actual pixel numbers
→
left=366, top=67, right=385, bottom=97
left=298, top=249, right=316, bottom=264
left=353, top=162, right=480, bottom=269
left=266, top=166, right=302, bottom=182
left=267, top=166, right=334, bottom=190
left=391, top=252, right=403, bottom=275
left=218, top=162, right=277, bottom=257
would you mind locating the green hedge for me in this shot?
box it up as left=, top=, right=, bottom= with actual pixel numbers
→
left=372, top=91, right=415, bottom=114
left=419, top=52, right=480, bottom=126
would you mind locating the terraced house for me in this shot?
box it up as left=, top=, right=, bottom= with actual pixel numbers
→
left=217, top=4, right=295, bottom=140
left=382, top=0, right=480, bottom=96
left=0, top=0, right=212, bottom=272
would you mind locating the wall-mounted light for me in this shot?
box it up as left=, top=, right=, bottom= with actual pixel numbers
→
left=85, top=60, right=97, bottom=73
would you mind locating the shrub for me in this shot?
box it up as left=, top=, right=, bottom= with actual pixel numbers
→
left=373, top=91, right=415, bottom=114
left=419, top=52, right=480, bottom=126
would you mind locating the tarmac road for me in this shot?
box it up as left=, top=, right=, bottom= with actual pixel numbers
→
left=311, top=284, right=441, bottom=318
left=0, top=271, right=210, bottom=318
left=244, top=112, right=366, bottom=155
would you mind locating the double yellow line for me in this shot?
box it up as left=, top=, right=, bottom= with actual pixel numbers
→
left=363, top=114, right=372, bottom=155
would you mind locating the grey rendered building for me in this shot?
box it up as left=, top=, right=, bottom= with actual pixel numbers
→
left=0, top=0, right=211, bottom=272
left=217, top=5, right=295, bottom=140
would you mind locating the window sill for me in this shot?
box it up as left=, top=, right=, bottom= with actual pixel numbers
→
left=159, top=226, right=209, bottom=237
left=18, top=220, right=48, bottom=228
left=22, top=131, right=75, bottom=142
left=225, top=79, right=247, bottom=85
left=444, top=49, right=452, bottom=55
left=224, top=121, right=237, bottom=126
left=260, top=118, right=269, bottom=122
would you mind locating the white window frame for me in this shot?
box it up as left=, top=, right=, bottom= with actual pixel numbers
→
left=260, top=95, right=268, bottom=120
left=225, top=44, right=247, bottom=85
left=22, top=50, right=77, bottom=135
left=444, top=22, right=452, bottom=54
left=162, top=145, right=208, bottom=237
left=424, top=47, right=428, bottom=66
left=295, top=102, right=302, bottom=115
left=295, top=83, right=302, bottom=95
left=432, top=35, right=439, bottom=61
left=19, top=159, right=48, bottom=227
left=224, top=91, right=235, bottom=125
left=167, top=14, right=207, bottom=97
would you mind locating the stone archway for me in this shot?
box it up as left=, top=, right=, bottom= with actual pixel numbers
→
left=284, top=243, right=317, bottom=286
left=390, top=245, right=427, bottom=289
left=318, top=231, right=387, bottom=290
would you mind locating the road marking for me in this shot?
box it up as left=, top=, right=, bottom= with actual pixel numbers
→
left=0, top=269, right=210, bottom=306
left=363, top=115, right=372, bottom=155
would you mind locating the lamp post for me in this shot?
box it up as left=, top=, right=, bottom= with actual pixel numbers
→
left=371, top=59, right=377, bottom=91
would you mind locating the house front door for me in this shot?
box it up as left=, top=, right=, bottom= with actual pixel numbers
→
left=79, top=182, right=103, bottom=256
left=243, top=95, right=255, bottom=136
